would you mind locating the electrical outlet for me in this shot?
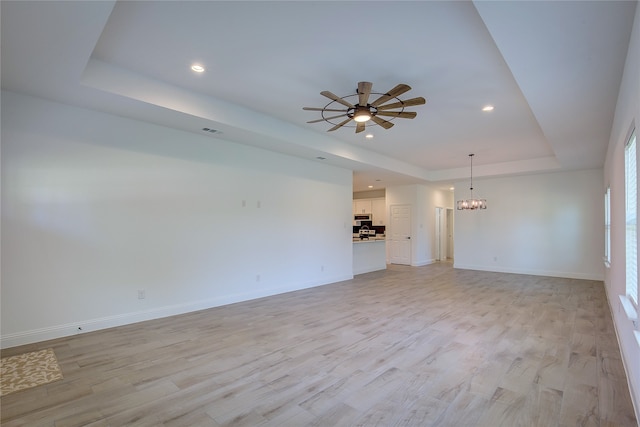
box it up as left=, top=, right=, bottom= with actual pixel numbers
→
left=138, top=289, right=146, bottom=299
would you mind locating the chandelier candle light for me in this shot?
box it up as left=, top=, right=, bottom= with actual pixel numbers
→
left=457, top=153, right=487, bottom=210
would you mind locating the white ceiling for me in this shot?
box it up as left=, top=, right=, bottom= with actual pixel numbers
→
left=1, top=1, right=636, bottom=192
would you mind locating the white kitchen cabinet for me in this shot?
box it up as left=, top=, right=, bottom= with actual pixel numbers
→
left=353, top=197, right=386, bottom=225
left=354, top=199, right=372, bottom=214
left=371, top=198, right=386, bottom=225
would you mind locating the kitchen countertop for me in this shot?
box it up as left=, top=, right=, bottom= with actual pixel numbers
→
left=353, top=237, right=386, bottom=243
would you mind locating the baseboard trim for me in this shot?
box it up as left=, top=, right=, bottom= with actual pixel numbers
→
left=452, top=263, right=604, bottom=281
left=412, top=259, right=436, bottom=267
left=603, top=284, right=640, bottom=424
left=354, top=265, right=387, bottom=275
left=0, top=274, right=352, bottom=349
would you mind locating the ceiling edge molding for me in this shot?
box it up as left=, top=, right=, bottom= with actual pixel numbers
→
left=427, top=156, right=562, bottom=183
left=81, top=58, right=433, bottom=184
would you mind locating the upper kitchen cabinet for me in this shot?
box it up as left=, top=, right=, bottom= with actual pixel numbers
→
left=353, top=197, right=386, bottom=225
left=354, top=199, right=372, bottom=214
left=371, top=198, right=386, bottom=225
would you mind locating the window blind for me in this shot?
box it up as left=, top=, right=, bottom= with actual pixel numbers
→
left=625, top=131, right=638, bottom=305
left=605, top=187, right=611, bottom=265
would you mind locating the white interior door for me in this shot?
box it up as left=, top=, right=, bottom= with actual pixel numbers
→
left=389, top=204, right=411, bottom=265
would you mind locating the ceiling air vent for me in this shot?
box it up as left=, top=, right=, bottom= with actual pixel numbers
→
left=202, top=127, right=221, bottom=134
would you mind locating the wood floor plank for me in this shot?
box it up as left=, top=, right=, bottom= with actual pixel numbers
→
left=597, top=376, right=638, bottom=426
left=1, top=263, right=637, bottom=426
left=559, top=383, right=600, bottom=427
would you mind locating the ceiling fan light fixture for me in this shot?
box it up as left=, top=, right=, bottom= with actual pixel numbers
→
left=353, top=109, right=372, bottom=122
left=303, top=82, right=424, bottom=132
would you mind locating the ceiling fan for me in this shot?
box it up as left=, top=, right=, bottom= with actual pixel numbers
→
left=303, top=81, right=426, bottom=133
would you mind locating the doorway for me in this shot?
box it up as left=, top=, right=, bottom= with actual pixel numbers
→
left=435, top=207, right=454, bottom=262
left=389, top=204, right=411, bottom=265
left=446, top=208, right=454, bottom=260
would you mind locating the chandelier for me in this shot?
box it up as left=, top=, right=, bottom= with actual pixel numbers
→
left=457, top=154, right=487, bottom=210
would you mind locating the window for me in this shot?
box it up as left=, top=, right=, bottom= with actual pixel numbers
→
left=625, top=130, right=637, bottom=306
left=605, top=186, right=611, bottom=267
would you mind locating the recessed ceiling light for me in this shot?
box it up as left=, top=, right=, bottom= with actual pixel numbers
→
left=191, top=64, right=205, bottom=73
left=365, top=134, right=374, bottom=139
left=368, top=185, right=374, bottom=189
left=482, top=105, right=494, bottom=112
left=450, top=187, right=455, bottom=191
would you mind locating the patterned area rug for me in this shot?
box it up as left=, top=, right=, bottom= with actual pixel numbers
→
left=0, top=348, right=63, bottom=396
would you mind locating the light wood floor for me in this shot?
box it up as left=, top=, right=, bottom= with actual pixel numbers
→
left=1, top=263, right=637, bottom=426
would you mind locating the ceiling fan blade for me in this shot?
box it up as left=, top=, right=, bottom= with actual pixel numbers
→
left=321, top=91, right=354, bottom=108
left=376, top=97, right=426, bottom=111
left=303, top=107, right=348, bottom=112
left=376, top=111, right=417, bottom=119
left=327, top=117, right=353, bottom=132
left=355, top=122, right=366, bottom=133
left=307, top=114, right=348, bottom=124
left=370, top=115, right=394, bottom=129
left=371, top=84, right=412, bottom=107
left=358, top=81, right=372, bottom=106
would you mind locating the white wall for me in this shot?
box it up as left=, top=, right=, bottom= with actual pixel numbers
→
left=454, top=169, right=605, bottom=281
left=386, top=184, right=453, bottom=266
left=1, top=91, right=354, bottom=348
left=603, top=0, right=640, bottom=415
